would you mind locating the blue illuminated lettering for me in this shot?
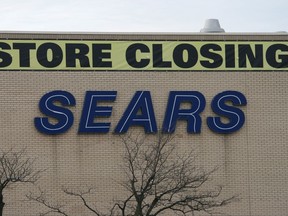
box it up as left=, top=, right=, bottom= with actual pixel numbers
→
left=35, top=90, right=247, bottom=135
left=162, top=91, right=206, bottom=133
left=114, top=91, right=157, bottom=133
left=34, top=90, right=76, bottom=134
left=78, top=91, right=117, bottom=133
left=207, top=91, right=247, bottom=133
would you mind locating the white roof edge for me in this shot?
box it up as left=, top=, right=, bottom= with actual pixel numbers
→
left=0, top=30, right=287, bottom=35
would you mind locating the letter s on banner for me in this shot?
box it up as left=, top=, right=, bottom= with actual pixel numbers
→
left=207, top=91, right=247, bottom=134
left=34, top=91, right=76, bottom=134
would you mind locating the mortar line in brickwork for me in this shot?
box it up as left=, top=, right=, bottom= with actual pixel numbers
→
left=245, top=72, right=252, bottom=216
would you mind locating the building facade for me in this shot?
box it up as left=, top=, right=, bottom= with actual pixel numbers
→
left=0, top=32, right=288, bottom=216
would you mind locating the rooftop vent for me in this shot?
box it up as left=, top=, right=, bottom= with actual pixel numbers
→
left=200, top=19, right=225, bottom=33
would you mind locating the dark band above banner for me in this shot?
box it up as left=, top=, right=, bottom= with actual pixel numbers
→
left=0, top=40, right=288, bottom=71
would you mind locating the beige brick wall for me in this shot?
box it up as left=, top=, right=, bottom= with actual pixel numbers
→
left=0, top=33, right=288, bottom=216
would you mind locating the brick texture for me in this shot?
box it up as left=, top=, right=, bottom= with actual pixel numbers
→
left=0, top=33, right=287, bottom=216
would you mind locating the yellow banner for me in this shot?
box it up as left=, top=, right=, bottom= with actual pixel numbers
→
left=0, top=40, right=287, bottom=71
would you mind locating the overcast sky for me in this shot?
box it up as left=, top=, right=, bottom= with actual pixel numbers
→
left=1, top=0, right=287, bottom=33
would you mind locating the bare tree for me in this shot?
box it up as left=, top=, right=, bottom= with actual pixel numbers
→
left=112, top=133, right=237, bottom=216
left=29, top=133, right=237, bottom=216
left=0, top=148, right=42, bottom=216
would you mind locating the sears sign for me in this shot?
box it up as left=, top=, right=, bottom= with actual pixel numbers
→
left=34, top=90, right=247, bottom=135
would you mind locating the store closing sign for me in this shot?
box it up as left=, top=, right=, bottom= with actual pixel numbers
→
left=0, top=40, right=287, bottom=71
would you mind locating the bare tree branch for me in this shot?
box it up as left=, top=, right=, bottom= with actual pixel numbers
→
left=0, top=148, right=43, bottom=216
left=26, top=189, right=68, bottom=216
left=0, top=148, right=42, bottom=188
left=63, top=187, right=102, bottom=216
